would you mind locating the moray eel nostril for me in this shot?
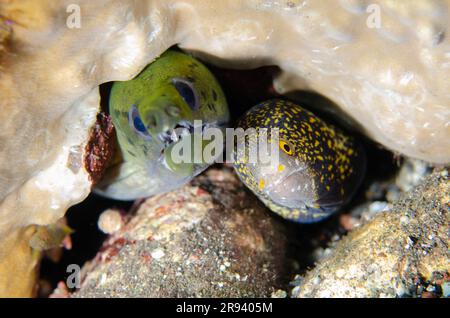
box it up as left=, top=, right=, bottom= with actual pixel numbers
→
left=232, top=99, right=366, bottom=223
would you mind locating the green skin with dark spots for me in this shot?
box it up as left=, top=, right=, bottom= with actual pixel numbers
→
left=233, top=99, right=366, bottom=223
left=95, top=50, right=229, bottom=200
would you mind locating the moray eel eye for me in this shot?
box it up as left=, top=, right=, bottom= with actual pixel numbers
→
left=172, top=78, right=198, bottom=111
left=128, top=105, right=152, bottom=140
left=279, top=139, right=294, bottom=156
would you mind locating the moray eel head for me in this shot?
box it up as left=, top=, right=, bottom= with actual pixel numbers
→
left=97, top=50, right=229, bottom=200
left=233, top=99, right=366, bottom=223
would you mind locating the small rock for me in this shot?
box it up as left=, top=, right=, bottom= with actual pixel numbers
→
left=442, top=282, right=450, bottom=298
left=151, top=249, right=165, bottom=260
left=395, top=159, right=431, bottom=192
left=97, top=209, right=123, bottom=234
left=271, top=289, right=287, bottom=298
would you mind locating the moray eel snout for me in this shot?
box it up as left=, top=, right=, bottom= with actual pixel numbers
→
left=233, top=99, right=366, bottom=223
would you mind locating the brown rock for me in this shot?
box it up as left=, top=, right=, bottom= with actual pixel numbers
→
left=73, top=168, right=289, bottom=297
left=292, top=169, right=449, bottom=298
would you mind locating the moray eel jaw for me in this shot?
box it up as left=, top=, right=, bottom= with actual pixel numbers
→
left=162, top=120, right=223, bottom=175
left=237, top=141, right=318, bottom=211
left=256, top=166, right=316, bottom=210
left=140, top=120, right=220, bottom=180
left=157, top=120, right=192, bottom=147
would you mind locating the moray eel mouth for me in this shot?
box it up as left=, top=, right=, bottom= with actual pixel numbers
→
left=157, top=120, right=223, bottom=174
left=157, top=120, right=212, bottom=149
left=262, top=168, right=315, bottom=210
left=244, top=149, right=317, bottom=210
left=157, top=120, right=194, bottom=148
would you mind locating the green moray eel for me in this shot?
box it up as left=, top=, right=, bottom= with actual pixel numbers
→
left=95, top=50, right=229, bottom=200
left=233, top=99, right=366, bottom=223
